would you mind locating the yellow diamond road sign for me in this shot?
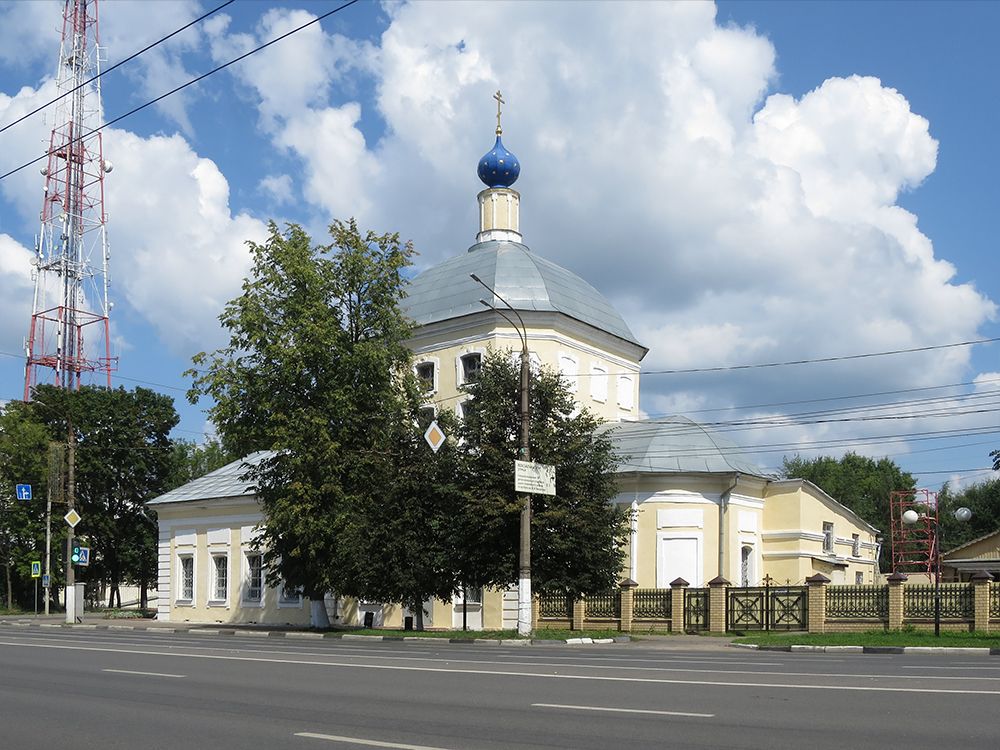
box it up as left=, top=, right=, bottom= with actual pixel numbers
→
left=64, top=509, right=81, bottom=528
left=424, top=420, right=446, bottom=453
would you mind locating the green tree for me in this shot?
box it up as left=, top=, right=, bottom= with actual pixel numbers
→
left=166, top=438, right=235, bottom=491
left=30, top=385, right=178, bottom=609
left=458, top=351, right=628, bottom=598
left=188, top=220, right=416, bottom=627
left=336, top=407, right=465, bottom=630
left=937, top=478, right=1000, bottom=552
left=0, top=401, right=50, bottom=610
left=781, top=452, right=916, bottom=567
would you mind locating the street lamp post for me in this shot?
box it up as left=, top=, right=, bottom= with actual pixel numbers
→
left=470, top=272, right=533, bottom=637
left=902, top=503, right=971, bottom=637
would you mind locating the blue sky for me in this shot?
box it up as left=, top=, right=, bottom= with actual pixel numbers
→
left=1, top=0, right=998, bottom=489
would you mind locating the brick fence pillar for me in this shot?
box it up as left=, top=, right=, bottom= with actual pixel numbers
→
left=619, top=578, right=637, bottom=633
left=670, top=577, right=689, bottom=633
left=972, top=570, right=992, bottom=633
left=887, top=571, right=907, bottom=630
left=805, top=573, right=830, bottom=634
left=572, top=596, right=586, bottom=631
left=708, top=575, right=730, bottom=634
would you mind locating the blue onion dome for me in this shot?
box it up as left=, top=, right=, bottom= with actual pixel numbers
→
left=478, top=135, right=520, bottom=188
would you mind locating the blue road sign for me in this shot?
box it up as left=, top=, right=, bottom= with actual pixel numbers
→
left=31, top=561, right=41, bottom=578
left=41, top=574, right=50, bottom=588
left=16, top=484, right=32, bottom=501
left=78, top=547, right=90, bottom=566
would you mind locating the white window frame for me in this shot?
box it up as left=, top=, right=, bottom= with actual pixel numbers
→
left=177, top=554, right=195, bottom=604
left=242, top=551, right=265, bottom=607
left=590, top=364, right=608, bottom=402
left=851, top=533, right=861, bottom=557
left=279, top=579, right=303, bottom=608
left=823, top=522, right=835, bottom=553
left=855, top=571, right=865, bottom=585
left=558, top=352, right=579, bottom=393
left=456, top=349, right=484, bottom=386
left=617, top=374, right=634, bottom=410
left=414, top=358, right=439, bottom=395
left=209, top=553, right=229, bottom=606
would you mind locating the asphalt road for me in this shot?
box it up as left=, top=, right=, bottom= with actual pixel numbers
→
left=1, top=626, right=998, bottom=750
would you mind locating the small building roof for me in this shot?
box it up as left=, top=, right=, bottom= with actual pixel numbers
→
left=402, top=240, right=643, bottom=349
left=601, top=417, right=771, bottom=478
left=147, top=451, right=273, bottom=506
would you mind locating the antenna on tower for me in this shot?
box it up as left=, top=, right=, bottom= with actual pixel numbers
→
left=24, top=0, right=117, bottom=399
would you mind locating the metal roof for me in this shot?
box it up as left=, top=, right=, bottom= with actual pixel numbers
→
left=147, top=451, right=274, bottom=506
left=402, top=240, right=642, bottom=347
left=599, top=417, right=771, bottom=477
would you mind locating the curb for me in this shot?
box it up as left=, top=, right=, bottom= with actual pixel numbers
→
left=730, top=642, right=999, bottom=655
left=1, top=619, right=629, bottom=646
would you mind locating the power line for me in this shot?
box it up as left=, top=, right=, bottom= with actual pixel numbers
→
left=0, top=0, right=363, bottom=183
left=0, top=1, right=236, bottom=137
left=636, top=336, right=1000, bottom=376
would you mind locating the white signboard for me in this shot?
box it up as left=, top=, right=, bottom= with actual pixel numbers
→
left=514, top=460, right=556, bottom=496
left=424, top=421, right=446, bottom=453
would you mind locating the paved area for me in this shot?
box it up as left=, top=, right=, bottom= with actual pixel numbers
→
left=2, top=625, right=998, bottom=749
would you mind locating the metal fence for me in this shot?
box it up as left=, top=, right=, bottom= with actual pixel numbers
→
left=825, top=585, right=888, bottom=620
left=586, top=591, right=620, bottom=619
left=684, top=587, right=710, bottom=631
left=538, top=591, right=572, bottom=619
left=903, top=584, right=974, bottom=619
left=633, top=588, right=671, bottom=620
left=727, top=586, right=808, bottom=631
left=991, top=583, right=1000, bottom=619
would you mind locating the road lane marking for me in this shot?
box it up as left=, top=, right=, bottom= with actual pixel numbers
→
left=102, top=668, right=185, bottom=678
left=3, top=640, right=999, bottom=695
left=533, top=703, right=713, bottom=718
left=295, top=732, right=454, bottom=749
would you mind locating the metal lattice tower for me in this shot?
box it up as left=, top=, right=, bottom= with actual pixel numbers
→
left=889, top=489, right=938, bottom=576
left=24, top=0, right=116, bottom=399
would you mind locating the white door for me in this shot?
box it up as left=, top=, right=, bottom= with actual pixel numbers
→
left=657, top=537, right=700, bottom=588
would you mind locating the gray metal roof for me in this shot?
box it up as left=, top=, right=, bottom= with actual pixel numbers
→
left=600, top=417, right=770, bottom=477
left=147, top=451, right=274, bottom=506
left=402, top=240, right=641, bottom=346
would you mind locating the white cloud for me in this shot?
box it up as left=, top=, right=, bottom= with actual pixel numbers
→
left=0, top=233, right=34, bottom=355
left=258, top=174, right=294, bottom=206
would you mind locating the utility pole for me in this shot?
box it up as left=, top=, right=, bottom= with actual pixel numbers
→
left=64, top=416, right=76, bottom=624
left=471, top=272, right=533, bottom=637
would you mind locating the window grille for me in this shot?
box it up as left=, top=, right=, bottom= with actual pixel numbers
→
left=213, top=555, right=228, bottom=601
left=180, top=557, right=194, bottom=600
left=460, top=353, right=482, bottom=383
left=246, top=554, right=263, bottom=602
left=823, top=522, right=834, bottom=553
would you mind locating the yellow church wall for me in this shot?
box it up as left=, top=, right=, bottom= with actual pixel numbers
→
left=408, top=320, right=642, bottom=425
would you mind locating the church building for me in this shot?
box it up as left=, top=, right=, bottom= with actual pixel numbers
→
left=149, top=100, right=878, bottom=628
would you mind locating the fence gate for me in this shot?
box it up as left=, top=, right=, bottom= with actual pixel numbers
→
left=727, top=585, right=808, bottom=631
left=684, top=588, right=709, bottom=632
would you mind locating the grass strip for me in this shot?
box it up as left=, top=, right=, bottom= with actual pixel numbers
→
left=733, top=629, right=1000, bottom=648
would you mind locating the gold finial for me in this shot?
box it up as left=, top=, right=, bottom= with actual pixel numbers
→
left=494, top=89, right=504, bottom=135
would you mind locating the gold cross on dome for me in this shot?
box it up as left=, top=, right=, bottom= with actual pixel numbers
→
left=494, top=89, right=504, bottom=135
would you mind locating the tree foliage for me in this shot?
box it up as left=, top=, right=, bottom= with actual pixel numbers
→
left=0, top=401, right=50, bottom=609
left=781, top=452, right=916, bottom=567
left=166, top=439, right=235, bottom=492
left=29, top=385, right=178, bottom=608
left=188, top=220, right=416, bottom=625
left=458, top=352, right=628, bottom=598
left=937, top=478, right=1000, bottom=552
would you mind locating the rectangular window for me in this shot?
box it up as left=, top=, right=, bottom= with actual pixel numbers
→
left=558, top=354, right=578, bottom=393
left=179, top=556, right=194, bottom=601
left=245, top=553, right=263, bottom=602
left=823, top=522, right=834, bottom=553
left=617, top=375, right=634, bottom=410
left=212, top=554, right=228, bottom=602
left=463, top=586, right=483, bottom=604
left=590, top=364, right=608, bottom=402
left=280, top=580, right=302, bottom=605
left=415, top=361, right=435, bottom=392
left=460, top=353, right=482, bottom=384
left=852, top=533, right=860, bottom=557
left=855, top=571, right=864, bottom=585
left=417, top=405, right=436, bottom=429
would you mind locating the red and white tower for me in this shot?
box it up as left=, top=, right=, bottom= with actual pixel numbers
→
left=24, top=0, right=115, bottom=399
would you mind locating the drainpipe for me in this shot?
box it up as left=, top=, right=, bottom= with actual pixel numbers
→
left=718, top=473, right=740, bottom=580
